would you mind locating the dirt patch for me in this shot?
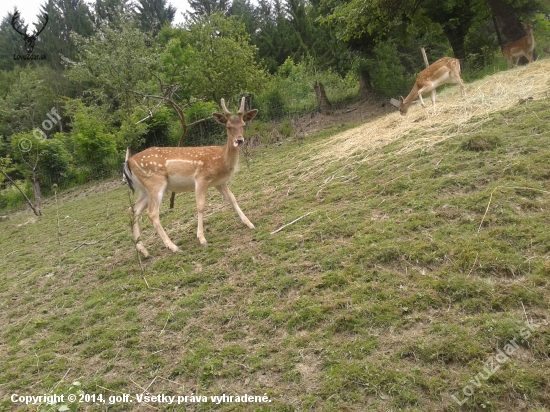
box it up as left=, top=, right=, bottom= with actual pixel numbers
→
left=291, top=98, right=396, bottom=138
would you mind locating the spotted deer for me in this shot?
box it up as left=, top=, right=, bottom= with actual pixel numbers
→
left=123, top=97, right=258, bottom=257
left=503, top=24, right=536, bottom=69
left=399, top=57, right=466, bottom=115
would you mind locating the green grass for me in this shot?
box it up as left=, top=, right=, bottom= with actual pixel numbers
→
left=0, top=96, right=549, bottom=411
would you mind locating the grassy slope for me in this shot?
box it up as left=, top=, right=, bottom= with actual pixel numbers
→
left=1, top=76, right=550, bottom=412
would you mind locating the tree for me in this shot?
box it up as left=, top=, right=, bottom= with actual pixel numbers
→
left=228, top=0, right=258, bottom=38
left=134, top=0, right=176, bottom=35
left=175, top=12, right=265, bottom=102
left=188, top=0, right=230, bottom=19
left=486, top=0, right=547, bottom=44
left=38, top=0, right=95, bottom=69
left=0, top=10, right=28, bottom=70
left=0, top=66, right=56, bottom=136
left=10, top=133, right=45, bottom=215
left=91, top=0, right=133, bottom=28
left=66, top=23, right=158, bottom=113
left=420, top=0, right=476, bottom=60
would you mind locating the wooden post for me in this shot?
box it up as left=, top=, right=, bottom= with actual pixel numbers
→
left=420, top=47, right=430, bottom=68
left=420, top=47, right=436, bottom=106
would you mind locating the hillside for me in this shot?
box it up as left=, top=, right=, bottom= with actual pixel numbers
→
left=1, top=61, right=549, bottom=412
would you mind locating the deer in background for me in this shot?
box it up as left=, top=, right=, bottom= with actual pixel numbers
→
left=503, top=24, right=536, bottom=69
left=124, top=97, right=258, bottom=257
left=399, top=57, right=466, bottom=116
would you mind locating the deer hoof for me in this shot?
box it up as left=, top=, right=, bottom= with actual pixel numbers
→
left=174, top=248, right=183, bottom=253
left=200, top=241, right=210, bottom=247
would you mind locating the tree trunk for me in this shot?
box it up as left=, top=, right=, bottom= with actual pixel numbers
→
left=314, top=81, right=331, bottom=115
left=492, top=14, right=505, bottom=50
left=31, top=172, right=42, bottom=216
left=358, top=69, right=372, bottom=101
left=442, top=26, right=468, bottom=61
left=485, top=0, right=536, bottom=64
left=485, top=0, right=526, bottom=43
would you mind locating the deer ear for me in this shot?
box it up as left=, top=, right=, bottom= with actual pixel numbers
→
left=243, top=109, right=258, bottom=122
left=212, top=112, right=227, bottom=124
left=399, top=96, right=404, bottom=103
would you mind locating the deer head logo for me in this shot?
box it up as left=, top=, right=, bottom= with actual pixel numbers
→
left=11, top=10, right=49, bottom=54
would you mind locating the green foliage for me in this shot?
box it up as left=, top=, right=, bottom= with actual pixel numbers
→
left=37, top=136, right=72, bottom=185
left=0, top=67, right=57, bottom=135
left=66, top=22, right=158, bottom=112
left=255, top=87, right=286, bottom=120
left=184, top=101, right=219, bottom=123
left=534, top=13, right=550, bottom=55
left=255, top=57, right=358, bottom=119
left=134, top=0, right=176, bottom=35
left=174, top=12, right=266, bottom=102
left=364, top=41, right=409, bottom=98
left=115, top=114, right=148, bottom=151
left=0, top=179, right=31, bottom=209
left=67, top=103, right=117, bottom=172
left=38, top=0, right=95, bottom=69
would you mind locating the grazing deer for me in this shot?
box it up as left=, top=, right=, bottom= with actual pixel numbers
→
left=11, top=11, right=49, bottom=54
left=123, top=97, right=258, bottom=257
left=503, top=24, right=536, bottom=69
left=399, top=57, right=465, bottom=115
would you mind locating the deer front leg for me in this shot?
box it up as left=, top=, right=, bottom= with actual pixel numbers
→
left=195, top=182, right=209, bottom=246
left=131, top=193, right=150, bottom=258
left=417, top=87, right=428, bottom=107
left=217, top=184, right=255, bottom=229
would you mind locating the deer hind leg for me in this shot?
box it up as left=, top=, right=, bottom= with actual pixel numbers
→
left=430, top=90, right=436, bottom=106
left=130, top=191, right=150, bottom=258
left=455, top=74, right=466, bottom=97
left=217, top=184, right=255, bottom=229
left=147, top=182, right=181, bottom=253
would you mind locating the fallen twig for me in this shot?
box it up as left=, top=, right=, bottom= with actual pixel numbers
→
left=69, top=234, right=111, bottom=252
left=270, top=212, right=313, bottom=235
left=478, top=186, right=550, bottom=232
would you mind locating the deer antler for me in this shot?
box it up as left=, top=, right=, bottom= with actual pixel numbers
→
left=11, top=11, right=28, bottom=38
left=238, top=97, right=246, bottom=116
left=220, top=98, right=231, bottom=116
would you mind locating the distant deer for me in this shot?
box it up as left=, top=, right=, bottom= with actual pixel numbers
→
left=11, top=10, right=49, bottom=54
left=123, top=97, right=258, bottom=257
left=399, top=57, right=466, bottom=116
left=503, top=24, right=536, bottom=69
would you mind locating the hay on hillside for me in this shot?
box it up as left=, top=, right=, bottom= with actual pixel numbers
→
left=308, top=59, right=550, bottom=168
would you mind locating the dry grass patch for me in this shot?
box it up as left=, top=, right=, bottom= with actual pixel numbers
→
left=309, top=59, right=550, bottom=165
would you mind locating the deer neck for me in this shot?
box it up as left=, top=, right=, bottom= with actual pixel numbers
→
left=527, top=33, right=535, bottom=48
left=403, top=84, right=421, bottom=107
left=223, top=137, right=241, bottom=169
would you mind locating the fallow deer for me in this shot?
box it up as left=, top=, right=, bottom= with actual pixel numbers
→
left=123, top=97, right=258, bottom=257
left=503, top=24, right=536, bottom=69
left=399, top=57, right=466, bottom=115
